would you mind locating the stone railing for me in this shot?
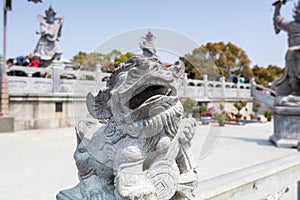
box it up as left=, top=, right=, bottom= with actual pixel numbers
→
left=7, top=65, right=252, bottom=101
left=197, top=152, right=300, bottom=200
left=251, top=78, right=276, bottom=108
left=180, top=74, right=252, bottom=101
left=7, top=64, right=110, bottom=95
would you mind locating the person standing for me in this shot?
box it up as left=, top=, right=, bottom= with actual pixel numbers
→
left=27, top=53, right=39, bottom=68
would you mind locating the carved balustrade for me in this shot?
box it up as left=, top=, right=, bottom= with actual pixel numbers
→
left=7, top=65, right=252, bottom=100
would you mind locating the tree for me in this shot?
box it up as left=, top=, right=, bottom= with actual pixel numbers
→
left=100, top=49, right=121, bottom=72
left=100, top=50, right=136, bottom=72
left=72, top=51, right=87, bottom=66
left=72, top=51, right=105, bottom=71
left=252, top=64, right=284, bottom=86
left=72, top=50, right=135, bottom=72
left=180, top=46, right=219, bottom=80
left=181, top=42, right=251, bottom=81
left=114, top=52, right=136, bottom=66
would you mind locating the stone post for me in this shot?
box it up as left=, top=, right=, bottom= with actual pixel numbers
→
left=52, top=62, right=60, bottom=93
left=203, top=74, right=208, bottom=99
left=0, top=58, right=9, bottom=116
left=222, top=78, right=226, bottom=98
left=250, top=78, right=255, bottom=97
left=0, top=8, right=14, bottom=133
left=237, top=78, right=240, bottom=97
left=1, top=9, right=9, bottom=116
left=95, top=64, right=103, bottom=91
left=27, top=71, right=33, bottom=77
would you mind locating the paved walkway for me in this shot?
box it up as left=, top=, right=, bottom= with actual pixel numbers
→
left=193, top=122, right=296, bottom=180
left=0, top=122, right=296, bottom=200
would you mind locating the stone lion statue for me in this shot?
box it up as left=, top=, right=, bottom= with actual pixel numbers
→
left=56, top=56, right=198, bottom=200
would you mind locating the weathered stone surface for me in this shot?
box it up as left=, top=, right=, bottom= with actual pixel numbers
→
left=0, top=117, right=14, bottom=133
left=57, top=56, right=198, bottom=199
left=274, top=95, right=300, bottom=107
left=9, top=94, right=79, bottom=130
left=272, top=1, right=300, bottom=96
left=270, top=106, right=300, bottom=148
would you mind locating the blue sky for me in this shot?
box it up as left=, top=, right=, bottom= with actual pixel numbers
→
left=0, top=0, right=297, bottom=67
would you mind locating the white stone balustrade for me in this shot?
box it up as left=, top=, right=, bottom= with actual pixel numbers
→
left=180, top=74, right=252, bottom=101
left=7, top=65, right=253, bottom=101
left=7, top=65, right=109, bottom=95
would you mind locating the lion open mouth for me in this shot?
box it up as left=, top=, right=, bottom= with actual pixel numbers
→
left=128, top=84, right=178, bottom=120
left=129, top=85, right=174, bottom=109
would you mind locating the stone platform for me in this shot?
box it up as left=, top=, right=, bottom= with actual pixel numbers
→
left=270, top=106, right=300, bottom=148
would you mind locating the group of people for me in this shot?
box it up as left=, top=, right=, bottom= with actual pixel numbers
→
left=7, top=53, right=39, bottom=68
left=6, top=53, right=40, bottom=77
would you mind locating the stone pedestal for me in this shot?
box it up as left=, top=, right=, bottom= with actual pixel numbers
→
left=0, top=117, right=14, bottom=133
left=270, top=106, right=300, bottom=148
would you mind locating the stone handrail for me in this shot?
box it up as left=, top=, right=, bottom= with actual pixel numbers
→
left=7, top=65, right=110, bottom=94
left=7, top=66, right=51, bottom=77
left=180, top=74, right=251, bottom=101
left=7, top=65, right=99, bottom=79
left=7, top=65, right=252, bottom=100
left=251, top=78, right=276, bottom=108
left=197, top=152, right=300, bottom=199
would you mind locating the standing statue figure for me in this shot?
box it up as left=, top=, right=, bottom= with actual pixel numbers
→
left=34, top=6, right=64, bottom=67
left=139, top=31, right=158, bottom=57
left=272, top=0, right=300, bottom=98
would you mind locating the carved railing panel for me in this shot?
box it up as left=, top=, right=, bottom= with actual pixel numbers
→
left=7, top=65, right=253, bottom=100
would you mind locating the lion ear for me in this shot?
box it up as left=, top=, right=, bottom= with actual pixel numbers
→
left=86, top=90, right=112, bottom=120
